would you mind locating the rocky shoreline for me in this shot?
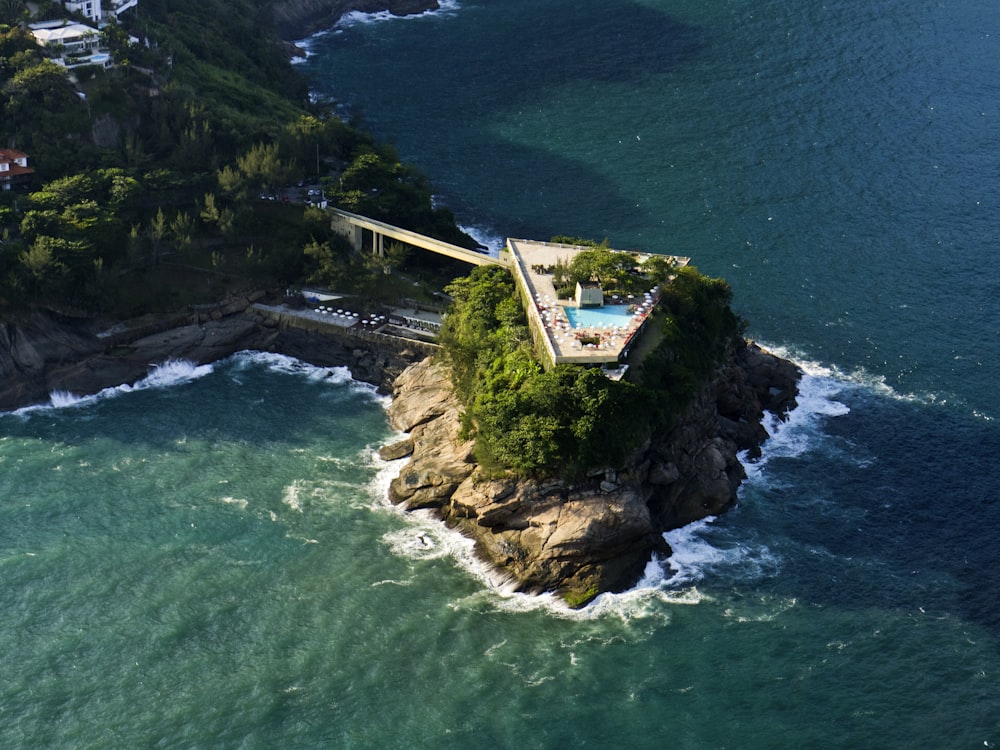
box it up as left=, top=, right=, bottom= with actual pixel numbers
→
left=381, top=340, right=800, bottom=606
left=273, top=0, right=441, bottom=45
left=0, top=296, right=420, bottom=412
left=2, top=301, right=799, bottom=607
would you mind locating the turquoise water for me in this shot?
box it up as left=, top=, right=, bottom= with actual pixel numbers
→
left=562, top=303, right=636, bottom=329
left=5, top=361, right=998, bottom=747
left=4, top=0, right=1000, bottom=746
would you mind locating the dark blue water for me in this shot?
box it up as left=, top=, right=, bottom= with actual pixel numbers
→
left=2, top=1, right=999, bottom=746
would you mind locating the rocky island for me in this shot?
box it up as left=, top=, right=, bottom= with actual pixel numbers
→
left=0, top=0, right=798, bottom=607
left=376, top=253, right=800, bottom=607
left=383, top=342, right=797, bottom=606
left=0, top=234, right=800, bottom=606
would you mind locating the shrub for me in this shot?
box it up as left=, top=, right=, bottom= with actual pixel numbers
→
left=438, top=264, right=742, bottom=478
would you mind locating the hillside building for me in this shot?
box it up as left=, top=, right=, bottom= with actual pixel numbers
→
left=0, top=150, right=34, bottom=191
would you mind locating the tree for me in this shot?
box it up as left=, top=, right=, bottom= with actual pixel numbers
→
left=365, top=240, right=409, bottom=276
left=5, top=60, right=80, bottom=114
left=640, top=254, right=677, bottom=286
left=217, top=165, right=244, bottom=196
left=170, top=210, right=193, bottom=248
left=148, top=207, right=167, bottom=263
left=0, top=18, right=32, bottom=53
left=19, top=236, right=64, bottom=282
left=100, top=20, right=135, bottom=68
left=235, top=142, right=290, bottom=193
left=101, top=169, right=144, bottom=208
left=199, top=192, right=220, bottom=225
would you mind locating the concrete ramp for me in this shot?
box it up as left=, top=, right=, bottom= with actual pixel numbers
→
left=328, top=207, right=510, bottom=267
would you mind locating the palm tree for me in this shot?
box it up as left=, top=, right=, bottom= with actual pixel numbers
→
left=0, top=0, right=28, bottom=25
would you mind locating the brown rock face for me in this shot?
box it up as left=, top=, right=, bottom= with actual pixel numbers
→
left=384, top=342, right=800, bottom=606
left=0, top=300, right=418, bottom=412
left=384, top=360, right=665, bottom=601
left=2, top=307, right=798, bottom=608
left=385, top=360, right=477, bottom=509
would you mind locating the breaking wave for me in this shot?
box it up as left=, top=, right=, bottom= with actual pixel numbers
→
left=11, top=359, right=214, bottom=416
left=336, top=0, right=461, bottom=29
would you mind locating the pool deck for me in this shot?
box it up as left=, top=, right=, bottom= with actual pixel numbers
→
left=506, top=239, right=688, bottom=369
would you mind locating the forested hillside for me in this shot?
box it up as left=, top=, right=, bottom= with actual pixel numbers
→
left=0, top=0, right=469, bottom=315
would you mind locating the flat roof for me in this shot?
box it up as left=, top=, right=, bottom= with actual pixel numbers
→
left=506, top=239, right=689, bottom=368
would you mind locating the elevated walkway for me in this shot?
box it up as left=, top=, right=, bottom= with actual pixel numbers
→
left=328, top=207, right=510, bottom=268
left=326, top=207, right=686, bottom=373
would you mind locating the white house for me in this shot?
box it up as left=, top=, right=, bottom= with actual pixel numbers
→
left=31, top=22, right=101, bottom=54
left=47, top=0, right=139, bottom=25
left=63, top=0, right=102, bottom=24
left=29, top=20, right=123, bottom=70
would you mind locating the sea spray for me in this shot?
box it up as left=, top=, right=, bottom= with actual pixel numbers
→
left=335, top=0, right=461, bottom=30
left=10, top=359, right=215, bottom=417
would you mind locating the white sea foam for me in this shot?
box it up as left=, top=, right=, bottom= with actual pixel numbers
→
left=457, top=221, right=505, bottom=257
left=220, top=496, right=249, bottom=510
left=48, top=390, right=90, bottom=409
left=11, top=359, right=214, bottom=416
left=659, top=519, right=781, bottom=587
left=290, top=28, right=333, bottom=63
left=740, top=370, right=851, bottom=480
left=230, top=350, right=349, bottom=383
left=366, top=445, right=408, bottom=510
left=140, top=359, right=215, bottom=389
left=282, top=481, right=305, bottom=512
left=757, top=340, right=956, bottom=409
left=229, top=350, right=383, bottom=400
left=371, top=578, right=412, bottom=587
left=593, top=495, right=786, bottom=610
left=336, top=0, right=460, bottom=29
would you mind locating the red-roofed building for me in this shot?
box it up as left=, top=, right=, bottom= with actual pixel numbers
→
left=0, top=149, right=34, bottom=191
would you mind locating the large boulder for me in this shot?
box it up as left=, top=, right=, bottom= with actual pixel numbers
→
left=0, top=313, right=107, bottom=410
left=385, top=358, right=477, bottom=509
left=448, top=475, right=667, bottom=603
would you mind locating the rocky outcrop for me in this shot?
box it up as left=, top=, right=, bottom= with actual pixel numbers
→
left=273, top=0, right=439, bottom=41
left=2, top=303, right=799, bottom=607
left=384, top=341, right=800, bottom=606
left=0, top=298, right=421, bottom=411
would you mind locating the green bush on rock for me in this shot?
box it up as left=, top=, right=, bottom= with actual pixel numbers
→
left=438, top=263, right=743, bottom=479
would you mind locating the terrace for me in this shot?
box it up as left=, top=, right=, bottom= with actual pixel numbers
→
left=506, top=239, right=688, bottom=371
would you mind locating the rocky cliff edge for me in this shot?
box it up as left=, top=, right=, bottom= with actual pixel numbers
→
left=0, top=299, right=418, bottom=411
left=382, top=342, right=800, bottom=606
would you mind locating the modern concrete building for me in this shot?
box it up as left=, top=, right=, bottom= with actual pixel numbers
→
left=326, top=207, right=689, bottom=373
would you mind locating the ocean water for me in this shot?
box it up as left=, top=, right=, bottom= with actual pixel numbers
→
left=4, top=0, right=999, bottom=746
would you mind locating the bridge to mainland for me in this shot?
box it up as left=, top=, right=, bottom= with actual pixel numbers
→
left=329, top=207, right=511, bottom=268
left=328, top=207, right=684, bottom=371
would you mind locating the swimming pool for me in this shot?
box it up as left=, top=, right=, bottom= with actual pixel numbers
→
left=561, top=304, right=637, bottom=329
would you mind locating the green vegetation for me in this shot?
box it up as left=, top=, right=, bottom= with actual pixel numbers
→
left=1, top=3, right=742, bottom=480
left=438, top=263, right=743, bottom=478
left=0, top=4, right=473, bottom=316
left=540, top=239, right=679, bottom=299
